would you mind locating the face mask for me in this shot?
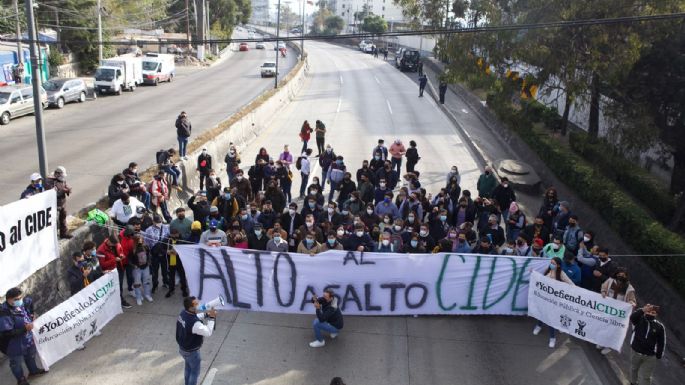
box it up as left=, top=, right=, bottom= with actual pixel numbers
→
left=502, top=247, right=513, bottom=254
left=342, top=210, right=349, bottom=215
left=305, top=238, right=314, bottom=245
left=241, top=214, right=248, bottom=220
left=132, top=168, right=138, bottom=173
left=380, top=183, right=386, bottom=188
left=273, top=236, right=281, bottom=242
left=384, top=197, right=391, bottom=204
left=448, top=233, right=457, bottom=239
left=383, top=218, right=390, bottom=224
left=485, top=171, right=491, bottom=175
left=549, top=263, right=557, bottom=270
left=583, top=236, right=591, bottom=243
left=91, top=250, right=97, bottom=257
left=210, top=174, right=216, bottom=178
left=374, top=156, right=380, bottom=160
left=237, top=175, right=243, bottom=181
left=328, top=208, right=335, bottom=214
left=458, top=238, right=466, bottom=243
left=394, top=225, right=402, bottom=231
left=382, top=239, right=390, bottom=246
left=356, top=231, right=364, bottom=237
left=410, top=240, right=418, bottom=248
left=117, top=180, right=124, bottom=185
left=328, top=239, right=336, bottom=245
left=251, top=209, right=257, bottom=215
left=308, top=202, right=315, bottom=208
left=503, top=183, right=508, bottom=188
left=224, top=193, right=231, bottom=199
left=645, top=315, right=655, bottom=321
left=337, top=229, right=345, bottom=236
left=420, top=230, right=428, bottom=237
left=350, top=197, right=357, bottom=202
left=326, top=148, right=332, bottom=153
left=407, top=216, right=415, bottom=223
left=451, top=168, right=457, bottom=173
left=306, top=221, right=314, bottom=226
left=289, top=209, right=296, bottom=215
left=255, top=230, right=262, bottom=236
left=209, top=227, right=217, bottom=232
left=35, top=183, right=43, bottom=189
left=439, top=215, right=447, bottom=222
left=13, top=299, right=24, bottom=308
left=367, top=209, right=373, bottom=215
left=552, top=244, right=560, bottom=251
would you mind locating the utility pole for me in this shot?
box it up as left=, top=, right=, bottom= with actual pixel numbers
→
left=300, top=0, right=304, bottom=54
left=274, top=0, right=281, bottom=89
left=24, top=0, right=48, bottom=179
left=97, top=0, right=103, bottom=61
left=185, top=0, right=191, bottom=49
left=205, top=0, right=210, bottom=54
left=13, top=0, right=24, bottom=70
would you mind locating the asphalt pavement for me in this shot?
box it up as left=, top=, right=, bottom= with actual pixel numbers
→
left=0, top=33, right=297, bottom=210
left=0, top=41, right=620, bottom=385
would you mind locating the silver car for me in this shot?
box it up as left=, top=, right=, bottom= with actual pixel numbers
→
left=44, top=78, right=88, bottom=109
left=0, top=84, right=47, bottom=125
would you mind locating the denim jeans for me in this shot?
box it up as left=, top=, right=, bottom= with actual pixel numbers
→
left=299, top=172, right=309, bottom=196
left=154, top=201, right=173, bottom=223
left=9, top=346, right=40, bottom=380
left=132, top=266, right=152, bottom=301
left=328, top=181, right=339, bottom=201
left=179, top=349, right=201, bottom=385
left=301, top=140, right=308, bottom=154
left=312, top=318, right=339, bottom=342
left=536, top=320, right=556, bottom=338
left=178, top=136, right=189, bottom=157
left=163, top=165, right=181, bottom=186
left=391, top=157, right=402, bottom=176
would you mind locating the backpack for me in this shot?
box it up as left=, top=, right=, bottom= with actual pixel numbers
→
left=295, top=157, right=303, bottom=170
left=330, top=168, right=344, bottom=184
left=156, top=149, right=167, bottom=166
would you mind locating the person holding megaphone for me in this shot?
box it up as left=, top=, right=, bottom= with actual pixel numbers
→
left=176, top=295, right=224, bottom=385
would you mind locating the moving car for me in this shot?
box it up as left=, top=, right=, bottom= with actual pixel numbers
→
left=44, top=78, right=88, bottom=108
left=0, top=84, right=47, bottom=125
left=260, top=62, right=277, bottom=78
left=239, top=43, right=249, bottom=51
left=256, top=42, right=266, bottom=49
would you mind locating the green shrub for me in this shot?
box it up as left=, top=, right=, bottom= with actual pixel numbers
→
left=568, top=132, right=676, bottom=223
left=489, top=100, right=685, bottom=297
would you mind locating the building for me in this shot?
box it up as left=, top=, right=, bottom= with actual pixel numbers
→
left=336, top=0, right=405, bottom=31
left=251, top=0, right=269, bottom=25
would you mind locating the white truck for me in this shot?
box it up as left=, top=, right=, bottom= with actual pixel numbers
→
left=142, top=53, right=176, bottom=85
left=94, top=56, right=143, bottom=95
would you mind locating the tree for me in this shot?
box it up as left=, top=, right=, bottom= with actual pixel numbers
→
left=362, top=15, right=387, bottom=34
left=324, top=15, right=344, bottom=35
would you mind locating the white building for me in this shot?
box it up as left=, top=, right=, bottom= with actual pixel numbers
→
left=335, top=0, right=406, bottom=31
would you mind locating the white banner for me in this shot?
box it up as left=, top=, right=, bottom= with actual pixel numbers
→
left=0, top=190, right=59, bottom=293
left=176, top=245, right=549, bottom=315
left=33, top=271, right=123, bottom=369
left=527, top=271, right=632, bottom=351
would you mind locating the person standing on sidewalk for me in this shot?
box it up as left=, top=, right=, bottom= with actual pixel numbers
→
left=315, top=120, right=327, bottom=156
left=389, top=139, right=406, bottom=176
left=196, top=148, right=212, bottom=191
left=298, top=150, right=312, bottom=198
left=299, top=120, right=313, bottom=154
left=45, top=166, right=73, bottom=239
left=418, top=74, right=428, bottom=97
left=417, top=61, right=424, bottom=76
left=176, top=297, right=216, bottom=385
left=176, top=111, right=192, bottom=160
left=629, top=304, right=665, bottom=385
left=439, top=80, right=448, bottom=104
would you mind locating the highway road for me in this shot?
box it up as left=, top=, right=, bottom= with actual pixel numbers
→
left=0, top=34, right=297, bottom=210
left=1, top=40, right=618, bottom=385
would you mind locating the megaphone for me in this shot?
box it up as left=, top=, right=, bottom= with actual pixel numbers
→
left=198, top=295, right=225, bottom=312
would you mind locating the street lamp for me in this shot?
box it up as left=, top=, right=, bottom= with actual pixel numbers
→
left=274, top=0, right=281, bottom=89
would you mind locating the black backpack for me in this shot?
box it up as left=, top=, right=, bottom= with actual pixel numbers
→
left=156, top=149, right=167, bottom=166
left=295, top=157, right=303, bottom=170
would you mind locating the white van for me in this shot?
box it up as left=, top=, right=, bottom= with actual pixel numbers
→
left=142, top=53, right=176, bottom=85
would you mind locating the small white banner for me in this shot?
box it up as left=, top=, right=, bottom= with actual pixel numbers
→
left=0, top=190, right=59, bottom=293
left=33, top=270, right=123, bottom=369
left=528, top=271, right=632, bottom=351
left=175, top=245, right=549, bottom=316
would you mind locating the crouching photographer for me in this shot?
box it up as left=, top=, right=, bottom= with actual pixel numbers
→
left=309, top=288, right=344, bottom=348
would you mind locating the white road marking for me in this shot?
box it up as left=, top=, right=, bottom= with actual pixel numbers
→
left=461, top=108, right=469, bottom=114
left=374, top=76, right=381, bottom=84
left=336, top=97, right=341, bottom=113
left=386, top=100, right=393, bottom=114
left=340, top=76, right=343, bottom=84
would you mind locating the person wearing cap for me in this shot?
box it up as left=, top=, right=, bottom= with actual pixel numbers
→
left=200, top=219, right=228, bottom=247
left=476, top=166, right=497, bottom=199
left=145, top=214, right=170, bottom=293
left=212, top=187, right=239, bottom=221
left=111, top=192, right=146, bottom=227
left=530, top=238, right=545, bottom=257
left=197, top=148, right=212, bottom=190
left=45, top=166, right=72, bottom=239
left=389, top=139, right=406, bottom=176
left=170, top=208, right=192, bottom=240
left=205, top=206, right=227, bottom=232
left=20, top=173, right=44, bottom=199
left=0, top=288, right=47, bottom=385
left=176, top=111, right=192, bottom=159
left=372, top=139, right=388, bottom=161
left=186, top=221, right=203, bottom=244
left=247, top=222, right=268, bottom=250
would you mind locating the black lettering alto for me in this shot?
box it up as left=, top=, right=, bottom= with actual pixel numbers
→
left=221, top=249, right=251, bottom=309
left=405, top=283, right=428, bottom=309
left=342, top=251, right=359, bottom=265
left=243, top=249, right=271, bottom=307
left=197, top=248, right=232, bottom=304
left=342, top=284, right=362, bottom=312
left=380, top=283, right=405, bottom=311
left=364, top=283, right=381, bottom=311
left=273, top=253, right=297, bottom=307
left=299, top=285, right=318, bottom=311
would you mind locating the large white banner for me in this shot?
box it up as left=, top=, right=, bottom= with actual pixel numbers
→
left=0, top=190, right=59, bottom=293
left=528, top=271, right=632, bottom=351
left=33, top=270, right=123, bottom=369
left=176, top=245, right=549, bottom=315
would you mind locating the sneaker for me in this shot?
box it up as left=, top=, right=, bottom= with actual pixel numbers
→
left=309, top=340, right=325, bottom=348
left=127, top=289, right=135, bottom=298
left=532, top=325, right=542, bottom=336
left=136, top=298, right=143, bottom=306
left=76, top=345, right=86, bottom=351
left=601, top=348, right=612, bottom=355
left=548, top=338, right=556, bottom=348
left=28, top=369, right=47, bottom=377
left=121, top=300, right=133, bottom=309
left=18, top=379, right=30, bottom=385
left=144, top=295, right=154, bottom=303
left=182, top=289, right=189, bottom=297
left=165, top=290, right=174, bottom=298
left=330, top=333, right=338, bottom=339
left=595, top=344, right=602, bottom=349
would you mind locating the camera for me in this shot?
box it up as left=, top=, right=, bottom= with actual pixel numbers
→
left=311, top=295, right=318, bottom=304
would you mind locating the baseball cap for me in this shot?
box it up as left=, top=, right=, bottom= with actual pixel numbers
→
left=55, top=166, right=67, bottom=177
left=210, top=206, right=219, bottom=213
left=30, top=172, right=42, bottom=181
left=209, top=219, right=218, bottom=228
left=533, top=238, right=544, bottom=247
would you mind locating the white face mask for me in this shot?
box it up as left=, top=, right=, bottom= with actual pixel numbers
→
left=503, top=183, right=508, bottom=188
left=366, top=209, right=373, bottom=215
left=379, top=183, right=386, bottom=188
left=337, top=229, right=345, bottom=236
left=583, top=236, right=591, bottom=243
left=328, top=208, right=334, bottom=214
left=382, top=239, right=390, bottom=246
left=289, top=209, right=296, bottom=215
left=306, top=221, right=314, bottom=226
left=356, top=231, right=364, bottom=237
left=419, top=230, right=428, bottom=237
left=237, top=175, right=243, bottom=181
left=394, top=225, right=402, bottom=231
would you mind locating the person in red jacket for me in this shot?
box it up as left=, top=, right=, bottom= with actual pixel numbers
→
left=299, top=120, right=313, bottom=154
left=118, top=223, right=139, bottom=297
left=97, top=235, right=133, bottom=309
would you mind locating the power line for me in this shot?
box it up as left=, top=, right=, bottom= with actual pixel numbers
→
left=2, top=11, right=684, bottom=46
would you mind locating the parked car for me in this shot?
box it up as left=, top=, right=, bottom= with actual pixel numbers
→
left=44, top=78, right=88, bottom=108
left=359, top=40, right=372, bottom=51
left=256, top=42, right=266, bottom=49
left=364, top=44, right=376, bottom=54
left=0, top=84, right=47, bottom=125
left=239, top=43, right=249, bottom=51
left=399, top=50, right=420, bottom=71
left=260, top=62, right=277, bottom=78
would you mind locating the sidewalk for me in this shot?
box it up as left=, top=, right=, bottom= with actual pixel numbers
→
left=419, top=57, right=685, bottom=385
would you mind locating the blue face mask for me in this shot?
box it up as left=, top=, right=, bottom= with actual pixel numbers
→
left=439, top=215, right=447, bottom=222
left=327, top=239, right=336, bottom=245
left=13, top=299, right=23, bottom=308
left=374, top=156, right=380, bottom=160
left=305, top=238, right=313, bottom=245
left=254, top=230, right=262, bottom=236
left=224, top=193, right=231, bottom=199
left=410, top=240, right=418, bottom=248
left=308, top=202, right=315, bottom=208
left=336, top=160, right=342, bottom=166
left=549, top=263, right=557, bottom=270
left=35, top=183, right=43, bottom=189
left=384, top=197, right=391, bottom=203
left=91, top=250, right=97, bottom=257
left=273, top=236, right=281, bottom=242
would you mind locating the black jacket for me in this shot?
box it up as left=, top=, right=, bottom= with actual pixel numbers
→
left=590, top=259, right=618, bottom=293
left=176, top=115, right=192, bottom=137
left=316, top=297, right=344, bottom=329
left=630, top=309, right=665, bottom=358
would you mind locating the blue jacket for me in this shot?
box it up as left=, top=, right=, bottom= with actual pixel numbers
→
left=562, top=261, right=582, bottom=285
left=0, top=298, right=35, bottom=356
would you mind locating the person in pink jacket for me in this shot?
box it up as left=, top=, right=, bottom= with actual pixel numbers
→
left=389, top=139, right=406, bottom=176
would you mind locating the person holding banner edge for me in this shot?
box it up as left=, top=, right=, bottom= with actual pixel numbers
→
left=176, top=296, right=217, bottom=385
left=532, top=257, right=574, bottom=348
left=0, top=288, right=47, bottom=385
